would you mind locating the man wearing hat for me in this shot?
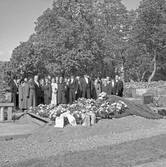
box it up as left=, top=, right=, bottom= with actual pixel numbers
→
left=80, top=74, right=92, bottom=99
left=10, top=76, right=18, bottom=109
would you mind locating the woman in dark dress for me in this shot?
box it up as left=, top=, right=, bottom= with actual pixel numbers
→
left=43, top=78, right=52, bottom=105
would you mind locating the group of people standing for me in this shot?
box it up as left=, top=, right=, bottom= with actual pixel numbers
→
left=9, top=74, right=123, bottom=110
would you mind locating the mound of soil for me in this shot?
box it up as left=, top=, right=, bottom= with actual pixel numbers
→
left=29, top=116, right=161, bottom=144
left=17, top=114, right=46, bottom=127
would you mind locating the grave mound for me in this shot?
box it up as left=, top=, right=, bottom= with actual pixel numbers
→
left=108, top=95, right=163, bottom=119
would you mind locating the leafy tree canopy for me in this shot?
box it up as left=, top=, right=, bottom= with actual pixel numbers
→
left=3, top=0, right=166, bottom=82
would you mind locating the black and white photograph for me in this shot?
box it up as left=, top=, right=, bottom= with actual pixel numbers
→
left=1, top=0, right=166, bottom=166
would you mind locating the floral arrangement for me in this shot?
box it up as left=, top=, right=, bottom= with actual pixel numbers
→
left=147, top=97, right=161, bottom=107
left=153, top=97, right=160, bottom=107
left=0, top=80, right=11, bottom=103
left=28, top=92, right=128, bottom=123
left=0, top=90, right=11, bottom=103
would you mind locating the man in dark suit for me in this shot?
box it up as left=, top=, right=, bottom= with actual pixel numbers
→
left=43, top=77, right=52, bottom=105
left=117, top=76, right=124, bottom=97
left=57, top=76, right=67, bottom=104
left=10, top=76, right=18, bottom=109
left=80, top=74, right=92, bottom=99
left=34, top=75, right=42, bottom=106
left=68, top=75, right=78, bottom=104
left=115, top=75, right=124, bottom=97
left=106, top=76, right=112, bottom=95
left=76, top=76, right=81, bottom=100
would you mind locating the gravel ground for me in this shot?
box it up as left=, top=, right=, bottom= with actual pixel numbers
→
left=1, top=116, right=166, bottom=166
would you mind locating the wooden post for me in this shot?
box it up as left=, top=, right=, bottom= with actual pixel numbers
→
left=0, top=107, right=4, bottom=121
left=7, top=107, right=13, bottom=121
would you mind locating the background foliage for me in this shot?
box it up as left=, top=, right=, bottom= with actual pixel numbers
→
left=1, top=0, right=166, bottom=82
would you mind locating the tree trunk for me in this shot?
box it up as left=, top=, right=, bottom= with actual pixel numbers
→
left=121, top=64, right=124, bottom=83
left=141, top=70, right=148, bottom=82
left=148, top=50, right=157, bottom=82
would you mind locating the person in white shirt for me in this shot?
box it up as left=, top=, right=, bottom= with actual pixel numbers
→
left=51, top=77, right=58, bottom=105
left=34, top=75, right=39, bottom=86
left=111, top=78, right=116, bottom=95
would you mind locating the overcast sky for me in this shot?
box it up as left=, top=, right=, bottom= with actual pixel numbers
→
left=0, top=0, right=140, bottom=61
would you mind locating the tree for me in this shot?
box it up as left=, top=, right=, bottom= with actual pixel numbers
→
left=124, top=42, right=152, bottom=82
left=33, top=0, right=130, bottom=77
left=0, top=61, right=12, bottom=81
left=10, top=39, right=48, bottom=78
left=34, top=0, right=96, bottom=76
left=131, top=0, right=166, bottom=82
left=10, top=0, right=159, bottom=82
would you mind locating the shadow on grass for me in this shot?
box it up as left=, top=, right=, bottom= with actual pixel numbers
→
left=3, top=134, right=166, bottom=167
